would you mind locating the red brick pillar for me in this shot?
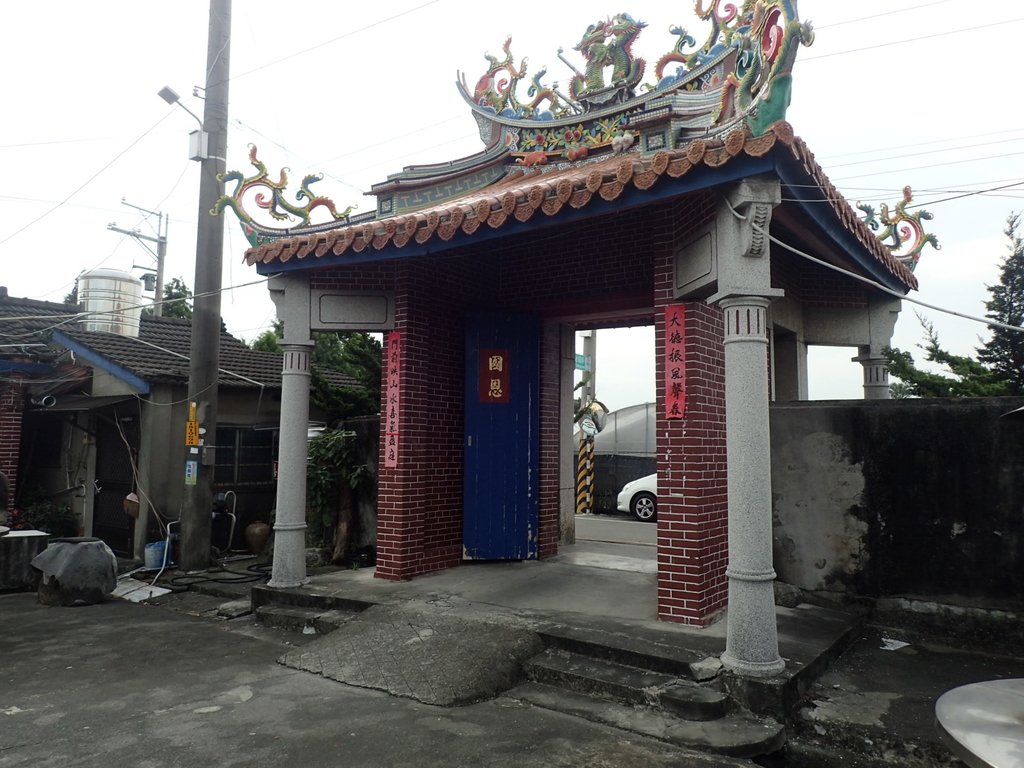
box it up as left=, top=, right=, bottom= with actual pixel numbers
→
left=654, top=282, right=729, bottom=625
left=374, top=264, right=466, bottom=580
left=0, top=381, right=25, bottom=506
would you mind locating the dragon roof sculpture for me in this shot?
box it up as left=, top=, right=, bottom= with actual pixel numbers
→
left=458, top=1, right=815, bottom=159
left=217, top=1, right=816, bottom=246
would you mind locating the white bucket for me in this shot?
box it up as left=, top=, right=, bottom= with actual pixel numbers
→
left=144, top=541, right=166, bottom=570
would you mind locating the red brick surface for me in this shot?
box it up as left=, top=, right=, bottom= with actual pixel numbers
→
left=307, top=196, right=735, bottom=626
left=0, top=381, right=25, bottom=503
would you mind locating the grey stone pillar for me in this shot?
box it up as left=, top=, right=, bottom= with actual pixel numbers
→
left=268, top=343, right=312, bottom=587
left=708, top=177, right=784, bottom=678
left=268, top=274, right=312, bottom=589
left=717, top=295, right=785, bottom=677
left=854, top=351, right=891, bottom=400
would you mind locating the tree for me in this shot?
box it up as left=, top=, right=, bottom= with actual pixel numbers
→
left=247, top=324, right=381, bottom=422
left=884, top=314, right=1011, bottom=398
left=309, top=332, right=382, bottom=421
left=148, top=277, right=193, bottom=319
left=977, top=213, right=1024, bottom=395
left=249, top=321, right=283, bottom=352
left=63, top=279, right=79, bottom=306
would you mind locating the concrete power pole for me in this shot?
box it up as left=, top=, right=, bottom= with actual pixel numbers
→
left=180, top=0, right=231, bottom=571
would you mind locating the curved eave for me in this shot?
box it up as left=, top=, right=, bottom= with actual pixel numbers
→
left=370, top=141, right=513, bottom=195
left=774, top=138, right=917, bottom=294
left=245, top=122, right=916, bottom=297
left=453, top=47, right=735, bottom=131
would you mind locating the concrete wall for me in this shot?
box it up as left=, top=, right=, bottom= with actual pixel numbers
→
left=771, top=398, right=1024, bottom=606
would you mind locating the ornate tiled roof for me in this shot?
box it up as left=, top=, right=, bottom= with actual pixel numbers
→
left=243, top=123, right=917, bottom=292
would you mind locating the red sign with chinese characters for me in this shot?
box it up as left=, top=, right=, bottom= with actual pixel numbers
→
left=384, top=331, right=401, bottom=468
left=478, top=348, right=510, bottom=404
left=665, top=305, right=686, bottom=419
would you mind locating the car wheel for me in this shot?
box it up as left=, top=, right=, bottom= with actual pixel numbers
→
left=631, top=492, right=656, bottom=522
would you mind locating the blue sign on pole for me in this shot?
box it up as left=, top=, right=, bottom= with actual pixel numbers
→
left=575, top=353, right=588, bottom=371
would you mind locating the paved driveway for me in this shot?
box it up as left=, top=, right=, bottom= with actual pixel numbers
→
left=0, top=592, right=751, bottom=768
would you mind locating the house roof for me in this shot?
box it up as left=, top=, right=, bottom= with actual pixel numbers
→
left=56, top=315, right=360, bottom=391
left=243, top=123, right=918, bottom=293
left=0, top=292, right=79, bottom=361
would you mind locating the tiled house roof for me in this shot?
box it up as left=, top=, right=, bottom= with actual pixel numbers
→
left=243, top=123, right=918, bottom=292
left=0, top=293, right=79, bottom=361
left=60, top=315, right=360, bottom=390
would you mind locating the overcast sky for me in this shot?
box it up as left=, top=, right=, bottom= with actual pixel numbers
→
left=3, top=1, right=1021, bottom=409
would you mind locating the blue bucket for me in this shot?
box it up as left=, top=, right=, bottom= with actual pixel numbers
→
left=144, top=540, right=166, bottom=570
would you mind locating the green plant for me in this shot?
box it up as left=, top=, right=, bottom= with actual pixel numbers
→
left=306, top=430, right=369, bottom=553
left=8, top=499, right=78, bottom=537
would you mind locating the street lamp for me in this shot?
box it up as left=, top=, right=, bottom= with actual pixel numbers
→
left=158, top=85, right=210, bottom=162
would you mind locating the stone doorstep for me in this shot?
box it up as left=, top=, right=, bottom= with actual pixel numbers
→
left=535, top=622, right=707, bottom=678
left=525, top=648, right=731, bottom=722
left=254, top=604, right=357, bottom=635
left=508, top=682, right=785, bottom=759
left=251, top=583, right=375, bottom=614
left=215, top=598, right=253, bottom=620
left=251, top=579, right=864, bottom=725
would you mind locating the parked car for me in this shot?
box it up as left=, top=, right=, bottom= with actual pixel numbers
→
left=616, top=474, right=657, bottom=522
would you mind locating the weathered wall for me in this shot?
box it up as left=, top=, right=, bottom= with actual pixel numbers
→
left=771, top=398, right=1024, bottom=606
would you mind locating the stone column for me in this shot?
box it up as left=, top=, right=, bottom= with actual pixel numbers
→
left=268, top=274, right=312, bottom=589
left=716, top=295, right=785, bottom=677
left=708, top=177, right=784, bottom=677
left=854, top=350, right=891, bottom=400
left=268, top=343, right=313, bottom=587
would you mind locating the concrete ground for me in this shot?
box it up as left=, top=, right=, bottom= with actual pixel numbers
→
left=0, top=592, right=752, bottom=768
left=4, top=515, right=1020, bottom=766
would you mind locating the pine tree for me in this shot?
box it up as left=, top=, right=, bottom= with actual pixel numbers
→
left=977, top=213, right=1024, bottom=395
left=884, top=314, right=1011, bottom=398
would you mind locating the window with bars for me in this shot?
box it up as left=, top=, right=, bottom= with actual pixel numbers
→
left=214, top=426, right=278, bottom=486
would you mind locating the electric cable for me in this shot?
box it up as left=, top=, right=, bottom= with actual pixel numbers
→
left=0, top=111, right=174, bottom=249
left=722, top=197, right=1024, bottom=336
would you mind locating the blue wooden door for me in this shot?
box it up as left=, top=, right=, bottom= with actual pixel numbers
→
left=463, top=312, right=540, bottom=559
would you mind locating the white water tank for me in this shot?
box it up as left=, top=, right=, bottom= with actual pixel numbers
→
left=78, top=268, right=143, bottom=337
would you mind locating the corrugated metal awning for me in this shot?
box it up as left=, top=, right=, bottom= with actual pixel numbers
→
left=36, top=395, right=134, bottom=412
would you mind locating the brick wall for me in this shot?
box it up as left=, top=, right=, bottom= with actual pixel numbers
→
left=306, top=196, right=730, bottom=609
left=771, top=250, right=869, bottom=309
left=653, top=196, right=729, bottom=625
left=0, top=381, right=25, bottom=505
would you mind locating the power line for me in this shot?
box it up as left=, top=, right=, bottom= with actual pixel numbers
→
left=803, top=17, right=1024, bottom=61
left=825, top=136, right=1024, bottom=171
left=833, top=151, right=1024, bottom=183
left=817, top=128, right=1024, bottom=162
left=815, top=1, right=954, bottom=29
left=722, top=197, right=1024, bottom=336
left=229, top=1, right=442, bottom=81
left=0, top=112, right=174, bottom=249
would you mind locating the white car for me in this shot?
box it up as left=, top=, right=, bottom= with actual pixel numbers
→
left=616, top=474, right=657, bottom=522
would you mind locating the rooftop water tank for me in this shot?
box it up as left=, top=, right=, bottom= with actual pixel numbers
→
left=78, top=268, right=143, bottom=337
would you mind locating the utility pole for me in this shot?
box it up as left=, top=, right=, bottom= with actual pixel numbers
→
left=180, top=0, right=231, bottom=571
left=108, top=201, right=167, bottom=316
left=581, top=330, right=597, bottom=404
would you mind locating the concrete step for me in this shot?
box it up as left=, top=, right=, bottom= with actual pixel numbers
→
left=535, top=622, right=708, bottom=679
left=251, top=583, right=374, bottom=614
left=254, top=605, right=358, bottom=635
left=508, top=681, right=785, bottom=759
left=525, top=648, right=731, bottom=721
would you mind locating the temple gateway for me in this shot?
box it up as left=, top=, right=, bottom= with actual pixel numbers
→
left=225, top=2, right=926, bottom=677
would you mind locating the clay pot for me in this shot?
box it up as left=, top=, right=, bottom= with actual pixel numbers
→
left=244, top=521, right=271, bottom=554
